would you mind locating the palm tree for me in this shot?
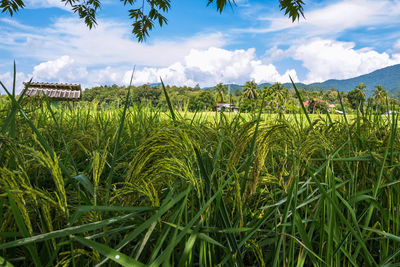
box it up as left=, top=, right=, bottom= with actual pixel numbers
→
left=373, top=84, right=387, bottom=105
left=214, top=83, right=227, bottom=103
left=242, top=81, right=259, bottom=99
left=271, top=83, right=288, bottom=111
left=354, top=83, right=367, bottom=113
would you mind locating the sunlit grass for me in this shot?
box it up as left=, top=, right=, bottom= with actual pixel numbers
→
left=0, top=79, right=399, bottom=266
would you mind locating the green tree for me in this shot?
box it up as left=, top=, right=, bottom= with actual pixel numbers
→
left=322, top=88, right=338, bottom=103
left=133, top=84, right=162, bottom=106
left=239, top=98, right=258, bottom=112
left=373, top=84, right=387, bottom=105
left=214, top=83, right=228, bottom=103
left=1, top=0, right=305, bottom=41
left=371, top=84, right=387, bottom=113
left=242, top=81, right=259, bottom=100
left=347, top=83, right=367, bottom=112
left=271, top=83, right=288, bottom=111
left=307, top=99, right=328, bottom=114
left=188, top=90, right=215, bottom=111
left=82, top=84, right=127, bottom=106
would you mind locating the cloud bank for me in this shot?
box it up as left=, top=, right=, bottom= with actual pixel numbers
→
left=5, top=47, right=298, bottom=90
left=1, top=1, right=400, bottom=93
left=290, top=39, right=400, bottom=83
left=2, top=37, right=400, bottom=93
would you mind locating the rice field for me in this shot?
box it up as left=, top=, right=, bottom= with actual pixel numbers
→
left=0, top=83, right=400, bottom=266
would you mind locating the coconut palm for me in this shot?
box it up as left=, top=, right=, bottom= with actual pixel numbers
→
left=354, top=82, right=368, bottom=113
left=355, top=83, right=367, bottom=99
left=214, top=83, right=227, bottom=103
left=271, top=83, right=288, bottom=111
left=242, top=81, right=259, bottom=99
left=373, top=84, right=387, bottom=105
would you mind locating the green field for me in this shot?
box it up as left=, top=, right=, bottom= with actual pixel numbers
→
left=1, top=93, right=400, bottom=266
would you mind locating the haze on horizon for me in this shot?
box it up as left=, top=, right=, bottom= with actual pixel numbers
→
left=1, top=0, right=400, bottom=92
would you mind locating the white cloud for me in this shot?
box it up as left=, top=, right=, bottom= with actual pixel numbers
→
left=24, top=0, right=71, bottom=10
left=289, top=38, right=400, bottom=83
left=29, top=56, right=127, bottom=89
left=22, top=38, right=400, bottom=89
left=263, top=46, right=287, bottom=62
left=394, top=39, right=400, bottom=53
left=125, top=47, right=298, bottom=86
left=20, top=47, right=297, bottom=90
left=0, top=72, right=28, bottom=94
left=1, top=17, right=227, bottom=68
left=0, top=56, right=127, bottom=92
left=250, top=63, right=297, bottom=84
left=239, top=0, right=400, bottom=37
left=3, top=2, right=400, bottom=91
left=5, top=37, right=400, bottom=91
left=32, top=55, right=88, bottom=81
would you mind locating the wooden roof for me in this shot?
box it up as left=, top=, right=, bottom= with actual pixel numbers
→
left=22, top=82, right=82, bottom=101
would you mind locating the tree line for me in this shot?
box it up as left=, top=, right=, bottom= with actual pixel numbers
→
left=82, top=82, right=399, bottom=113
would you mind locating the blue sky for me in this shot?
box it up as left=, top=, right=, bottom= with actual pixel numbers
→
left=1, top=0, right=400, bottom=91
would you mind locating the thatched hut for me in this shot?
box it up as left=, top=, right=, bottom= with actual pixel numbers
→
left=22, top=82, right=82, bottom=101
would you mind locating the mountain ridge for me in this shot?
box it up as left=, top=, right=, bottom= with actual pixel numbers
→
left=308, top=64, right=400, bottom=93
left=199, top=64, right=400, bottom=96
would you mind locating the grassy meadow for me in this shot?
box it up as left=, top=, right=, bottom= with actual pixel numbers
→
left=0, top=83, right=400, bottom=266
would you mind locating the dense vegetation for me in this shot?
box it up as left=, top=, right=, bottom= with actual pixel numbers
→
left=1, top=80, right=400, bottom=266
left=83, top=81, right=399, bottom=114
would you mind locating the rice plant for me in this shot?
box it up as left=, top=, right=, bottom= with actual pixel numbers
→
left=0, top=72, right=400, bottom=266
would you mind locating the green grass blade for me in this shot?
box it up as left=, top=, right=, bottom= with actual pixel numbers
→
left=0, top=78, right=31, bottom=134
left=160, top=78, right=176, bottom=122
left=290, top=76, right=312, bottom=128
left=177, top=223, right=200, bottom=267
left=0, top=213, right=138, bottom=250
left=96, top=186, right=192, bottom=266
left=45, top=97, right=78, bottom=172
left=104, top=69, right=134, bottom=205
left=74, top=236, right=146, bottom=267
left=240, top=92, right=266, bottom=196
left=0, top=256, right=14, bottom=267
left=150, top=176, right=234, bottom=267
left=69, top=205, right=156, bottom=225
left=72, top=174, right=94, bottom=197
left=363, top=227, right=400, bottom=242
left=5, top=188, right=41, bottom=266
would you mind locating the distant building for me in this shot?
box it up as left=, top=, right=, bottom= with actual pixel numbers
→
left=22, top=82, right=82, bottom=101
left=214, top=103, right=239, bottom=113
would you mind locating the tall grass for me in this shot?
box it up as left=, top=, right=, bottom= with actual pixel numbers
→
left=0, top=75, right=400, bottom=266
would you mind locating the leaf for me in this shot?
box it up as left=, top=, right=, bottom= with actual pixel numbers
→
left=364, top=227, right=400, bottom=242
left=69, top=205, right=156, bottom=225
left=0, top=256, right=14, bottom=267
left=73, top=174, right=94, bottom=196
left=160, top=78, right=176, bottom=122
left=74, top=236, right=146, bottom=267
left=0, top=213, right=137, bottom=250
left=6, top=188, right=41, bottom=266
left=96, top=186, right=192, bottom=266
left=105, top=67, right=134, bottom=204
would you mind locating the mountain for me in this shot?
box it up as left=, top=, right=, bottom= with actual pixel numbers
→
left=155, top=64, right=400, bottom=96
left=309, top=64, right=400, bottom=93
